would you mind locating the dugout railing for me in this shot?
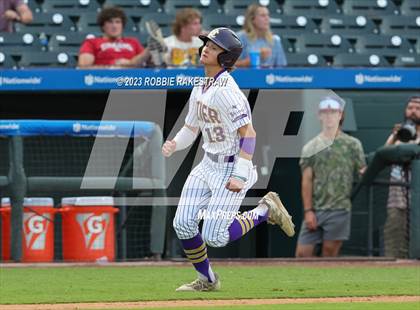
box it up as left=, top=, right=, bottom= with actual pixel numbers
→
left=0, top=120, right=166, bottom=262
left=351, top=144, right=420, bottom=259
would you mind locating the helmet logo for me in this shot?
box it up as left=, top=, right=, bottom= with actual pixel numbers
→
left=208, top=28, right=220, bottom=39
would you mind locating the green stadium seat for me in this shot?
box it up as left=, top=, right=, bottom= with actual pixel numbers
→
left=295, top=34, right=353, bottom=57
left=19, top=51, right=76, bottom=68
left=223, top=0, right=281, bottom=15
left=14, top=12, right=75, bottom=34
left=333, top=53, right=391, bottom=67
left=393, top=54, right=420, bottom=67
left=320, top=15, right=378, bottom=37
left=48, top=32, right=99, bottom=55
left=42, top=0, right=101, bottom=16
left=0, top=52, right=16, bottom=68
left=342, top=0, right=399, bottom=16
left=25, top=0, right=42, bottom=13
left=0, top=32, right=45, bottom=56
left=380, top=16, right=420, bottom=40
left=282, top=0, right=341, bottom=17
left=103, top=0, right=162, bottom=13
left=164, top=0, right=221, bottom=15
left=400, top=0, right=420, bottom=16
left=202, top=14, right=243, bottom=32
left=285, top=53, right=327, bottom=67
left=270, top=14, right=319, bottom=37
left=355, top=34, right=414, bottom=57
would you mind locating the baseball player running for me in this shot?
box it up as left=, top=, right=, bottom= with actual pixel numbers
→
left=162, top=27, right=295, bottom=292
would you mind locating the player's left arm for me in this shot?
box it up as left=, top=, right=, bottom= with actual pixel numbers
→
left=226, top=123, right=256, bottom=192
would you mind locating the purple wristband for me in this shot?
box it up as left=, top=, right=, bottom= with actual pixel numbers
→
left=239, top=137, right=256, bottom=155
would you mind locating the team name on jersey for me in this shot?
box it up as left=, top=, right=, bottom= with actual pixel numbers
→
left=197, top=101, right=221, bottom=124
left=100, top=42, right=134, bottom=52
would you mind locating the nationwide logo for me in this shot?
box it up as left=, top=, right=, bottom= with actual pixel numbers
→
left=73, top=122, right=117, bottom=133
left=84, top=74, right=121, bottom=86
left=0, top=123, right=19, bottom=130
left=355, top=73, right=402, bottom=85
left=0, top=76, right=42, bottom=85
left=265, top=74, right=313, bottom=85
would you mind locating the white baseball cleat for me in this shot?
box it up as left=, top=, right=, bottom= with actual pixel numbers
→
left=176, top=273, right=221, bottom=292
left=260, top=191, right=295, bottom=237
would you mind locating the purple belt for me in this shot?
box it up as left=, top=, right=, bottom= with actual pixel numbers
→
left=206, top=152, right=235, bottom=163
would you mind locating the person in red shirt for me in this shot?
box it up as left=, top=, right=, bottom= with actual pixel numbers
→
left=78, top=6, right=149, bottom=68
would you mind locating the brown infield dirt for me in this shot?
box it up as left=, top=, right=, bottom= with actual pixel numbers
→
left=1, top=296, right=419, bottom=310
left=1, top=259, right=419, bottom=310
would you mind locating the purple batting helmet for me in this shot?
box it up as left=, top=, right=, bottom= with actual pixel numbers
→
left=199, top=27, right=243, bottom=68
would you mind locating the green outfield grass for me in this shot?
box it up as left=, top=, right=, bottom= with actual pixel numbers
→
left=0, top=265, right=419, bottom=304
left=100, top=303, right=419, bottom=310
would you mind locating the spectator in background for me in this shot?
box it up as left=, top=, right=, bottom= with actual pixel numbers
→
left=163, top=8, right=202, bottom=67
left=296, top=97, right=366, bottom=257
left=0, top=0, right=33, bottom=32
left=383, top=96, right=420, bottom=258
left=78, top=6, right=149, bottom=68
left=236, top=4, right=286, bottom=67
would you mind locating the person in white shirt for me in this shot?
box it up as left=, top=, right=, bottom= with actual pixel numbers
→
left=164, top=8, right=202, bottom=66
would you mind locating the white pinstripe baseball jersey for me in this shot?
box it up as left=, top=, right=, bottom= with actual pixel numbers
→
left=173, top=70, right=258, bottom=247
left=185, top=70, right=252, bottom=156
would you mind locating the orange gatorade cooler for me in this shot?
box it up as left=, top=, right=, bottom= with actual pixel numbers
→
left=0, top=198, right=11, bottom=261
left=1, top=197, right=56, bottom=262
left=22, top=198, right=56, bottom=262
left=61, top=197, right=119, bottom=262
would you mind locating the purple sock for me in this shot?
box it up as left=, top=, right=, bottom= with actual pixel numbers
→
left=228, top=212, right=268, bottom=243
left=181, top=234, right=214, bottom=282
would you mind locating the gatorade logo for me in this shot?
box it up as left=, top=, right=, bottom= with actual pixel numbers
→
left=23, top=213, right=49, bottom=250
left=77, top=213, right=109, bottom=250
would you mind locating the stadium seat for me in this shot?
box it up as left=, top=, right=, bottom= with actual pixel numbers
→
left=42, top=0, right=101, bottom=16
left=138, top=13, right=175, bottom=37
left=280, top=38, right=293, bottom=53
left=164, top=0, right=221, bottom=15
left=0, top=32, right=45, bottom=55
left=223, top=0, right=281, bottom=15
left=14, top=12, right=75, bottom=34
left=320, top=15, right=378, bottom=37
left=103, top=0, right=162, bottom=13
left=25, top=0, right=42, bottom=13
left=400, top=0, right=420, bottom=16
left=380, top=16, right=420, bottom=39
left=342, top=0, right=399, bottom=16
left=354, top=34, right=414, bottom=57
left=294, top=34, right=353, bottom=56
left=270, top=15, right=318, bottom=37
left=282, top=0, right=341, bottom=17
left=285, top=53, right=327, bottom=67
left=19, top=51, right=76, bottom=68
left=394, top=54, right=420, bottom=67
left=49, top=33, right=99, bottom=55
left=202, top=14, right=244, bottom=32
left=0, top=53, right=16, bottom=68
left=333, top=53, right=391, bottom=67
left=78, top=12, right=138, bottom=33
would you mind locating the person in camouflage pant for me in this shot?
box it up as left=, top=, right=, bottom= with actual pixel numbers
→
left=295, top=96, right=366, bottom=257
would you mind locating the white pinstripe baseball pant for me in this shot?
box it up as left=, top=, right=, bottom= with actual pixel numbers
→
left=173, top=155, right=258, bottom=247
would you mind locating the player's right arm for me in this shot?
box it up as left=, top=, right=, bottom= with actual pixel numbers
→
left=162, top=124, right=198, bottom=157
left=301, top=166, right=317, bottom=230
